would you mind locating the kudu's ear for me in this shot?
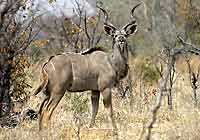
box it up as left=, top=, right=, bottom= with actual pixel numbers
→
left=104, top=23, right=116, bottom=36
left=122, top=20, right=137, bottom=37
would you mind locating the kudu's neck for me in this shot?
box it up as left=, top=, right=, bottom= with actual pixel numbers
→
left=109, top=41, right=129, bottom=80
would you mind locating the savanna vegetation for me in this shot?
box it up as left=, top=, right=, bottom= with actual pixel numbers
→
left=0, top=0, right=200, bottom=140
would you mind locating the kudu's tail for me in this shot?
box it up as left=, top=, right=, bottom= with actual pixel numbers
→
left=34, top=64, right=48, bottom=95
left=34, top=56, right=55, bottom=95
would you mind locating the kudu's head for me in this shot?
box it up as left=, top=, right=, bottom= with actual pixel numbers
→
left=98, top=4, right=140, bottom=61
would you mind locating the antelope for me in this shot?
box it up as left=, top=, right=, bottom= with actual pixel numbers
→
left=34, top=4, right=140, bottom=130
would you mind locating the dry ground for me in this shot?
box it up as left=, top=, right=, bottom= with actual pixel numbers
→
left=1, top=58, right=200, bottom=140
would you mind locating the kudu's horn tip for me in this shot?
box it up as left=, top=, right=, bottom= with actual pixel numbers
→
left=131, top=3, right=142, bottom=17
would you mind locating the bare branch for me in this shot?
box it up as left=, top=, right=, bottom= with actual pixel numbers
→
left=177, top=35, right=200, bottom=55
left=142, top=35, right=200, bottom=139
left=145, top=56, right=175, bottom=140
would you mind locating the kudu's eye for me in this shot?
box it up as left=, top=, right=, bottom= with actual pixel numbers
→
left=22, top=6, right=26, bottom=10
left=114, top=35, right=118, bottom=38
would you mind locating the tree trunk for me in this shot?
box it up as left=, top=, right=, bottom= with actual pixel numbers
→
left=0, top=37, right=14, bottom=117
left=0, top=59, right=12, bottom=117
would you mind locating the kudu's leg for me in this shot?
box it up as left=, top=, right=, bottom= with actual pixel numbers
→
left=89, top=90, right=100, bottom=128
left=102, top=88, right=117, bottom=130
left=39, top=86, right=51, bottom=130
left=39, top=86, right=64, bottom=130
left=46, top=93, right=63, bottom=121
left=38, top=96, right=49, bottom=130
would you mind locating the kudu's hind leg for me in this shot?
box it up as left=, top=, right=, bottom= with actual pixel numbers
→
left=38, top=96, right=49, bottom=130
left=89, top=90, right=100, bottom=128
left=38, top=84, right=52, bottom=130
left=102, top=88, right=117, bottom=130
left=39, top=86, right=64, bottom=130
left=45, top=94, right=63, bottom=121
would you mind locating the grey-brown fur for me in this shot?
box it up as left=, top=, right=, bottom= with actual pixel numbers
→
left=34, top=4, right=140, bottom=130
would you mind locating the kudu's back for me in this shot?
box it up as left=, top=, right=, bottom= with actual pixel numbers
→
left=40, top=49, right=115, bottom=93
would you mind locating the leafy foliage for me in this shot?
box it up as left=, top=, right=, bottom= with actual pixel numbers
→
left=10, top=53, right=31, bottom=102
left=135, top=57, right=161, bottom=85
left=48, top=0, right=56, bottom=4
left=65, top=93, right=89, bottom=115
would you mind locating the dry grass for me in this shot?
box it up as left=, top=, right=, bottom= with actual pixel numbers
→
left=1, top=58, right=200, bottom=140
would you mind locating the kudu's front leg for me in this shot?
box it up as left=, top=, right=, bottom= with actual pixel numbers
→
left=102, top=88, right=117, bottom=130
left=89, top=90, right=100, bottom=128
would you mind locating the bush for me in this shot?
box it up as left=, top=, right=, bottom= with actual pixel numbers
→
left=135, top=57, right=161, bottom=85
left=65, top=93, right=89, bottom=116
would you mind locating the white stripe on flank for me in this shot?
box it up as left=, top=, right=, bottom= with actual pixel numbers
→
left=50, top=61, right=56, bottom=71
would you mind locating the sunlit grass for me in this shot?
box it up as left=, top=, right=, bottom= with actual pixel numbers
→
left=1, top=58, right=200, bottom=140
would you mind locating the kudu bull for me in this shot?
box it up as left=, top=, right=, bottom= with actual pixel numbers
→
left=34, top=4, right=140, bottom=130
